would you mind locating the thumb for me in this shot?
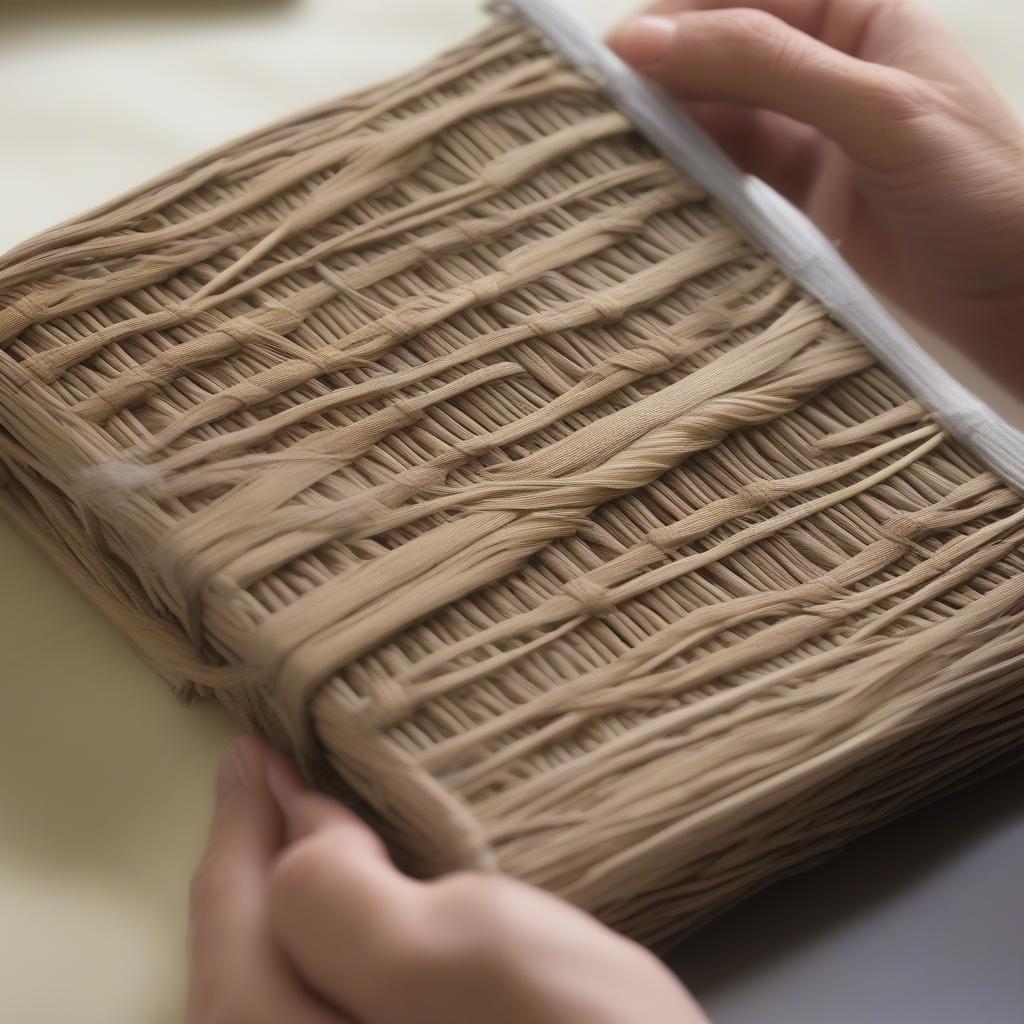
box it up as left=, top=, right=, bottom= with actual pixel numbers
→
left=263, top=746, right=384, bottom=857
left=609, top=10, right=931, bottom=173
left=263, top=747, right=423, bottom=1017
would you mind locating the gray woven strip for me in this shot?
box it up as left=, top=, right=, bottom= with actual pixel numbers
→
left=502, top=0, right=1024, bottom=495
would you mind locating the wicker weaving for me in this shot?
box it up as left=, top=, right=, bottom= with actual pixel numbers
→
left=1, top=1, right=1023, bottom=947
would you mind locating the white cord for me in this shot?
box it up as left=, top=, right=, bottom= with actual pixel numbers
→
left=502, top=0, right=1024, bottom=494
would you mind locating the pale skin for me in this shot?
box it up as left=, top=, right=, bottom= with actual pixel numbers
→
left=189, top=4, right=1024, bottom=1022
left=188, top=736, right=709, bottom=1023
left=610, top=0, right=1024, bottom=390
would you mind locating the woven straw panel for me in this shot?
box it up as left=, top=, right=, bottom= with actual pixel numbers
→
left=2, top=17, right=1023, bottom=945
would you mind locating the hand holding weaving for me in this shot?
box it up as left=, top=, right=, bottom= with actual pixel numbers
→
left=612, top=0, right=1024, bottom=388
left=188, top=738, right=707, bottom=1024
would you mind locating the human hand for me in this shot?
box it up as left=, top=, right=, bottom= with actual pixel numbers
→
left=188, top=736, right=708, bottom=1024
left=609, top=1, right=1024, bottom=390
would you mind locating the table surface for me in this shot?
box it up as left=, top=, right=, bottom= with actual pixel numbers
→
left=1, top=2, right=1022, bottom=1021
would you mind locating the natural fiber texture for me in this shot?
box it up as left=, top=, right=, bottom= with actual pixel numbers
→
left=2, top=15, right=1023, bottom=945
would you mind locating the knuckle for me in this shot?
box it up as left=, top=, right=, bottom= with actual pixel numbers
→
left=268, top=831, right=337, bottom=902
left=431, top=869, right=514, bottom=908
left=718, top=7, right=784, bottom=48
left=861, top=68, right=937, bottom=121
left=383, top=873, right=562, bottom=1000
left=766, top=35, right=809, bottom=82
left=717, top=9, right=809, bottom=79
left=425, top=872, right=525, bottom=944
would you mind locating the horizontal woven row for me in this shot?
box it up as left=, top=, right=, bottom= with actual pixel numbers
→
left=1, top=15, right=1023, bottom=944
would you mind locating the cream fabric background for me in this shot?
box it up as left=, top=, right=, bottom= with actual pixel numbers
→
left=0, top=3, right=1021, bottom=1022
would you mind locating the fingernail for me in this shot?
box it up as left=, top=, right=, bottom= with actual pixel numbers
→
left=609, top=15, right=676, bottom=68
left=216, top=735, right=260, bottom=805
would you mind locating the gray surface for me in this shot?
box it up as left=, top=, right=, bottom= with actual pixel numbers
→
left=669, top=764, right=1024, bottom=1022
